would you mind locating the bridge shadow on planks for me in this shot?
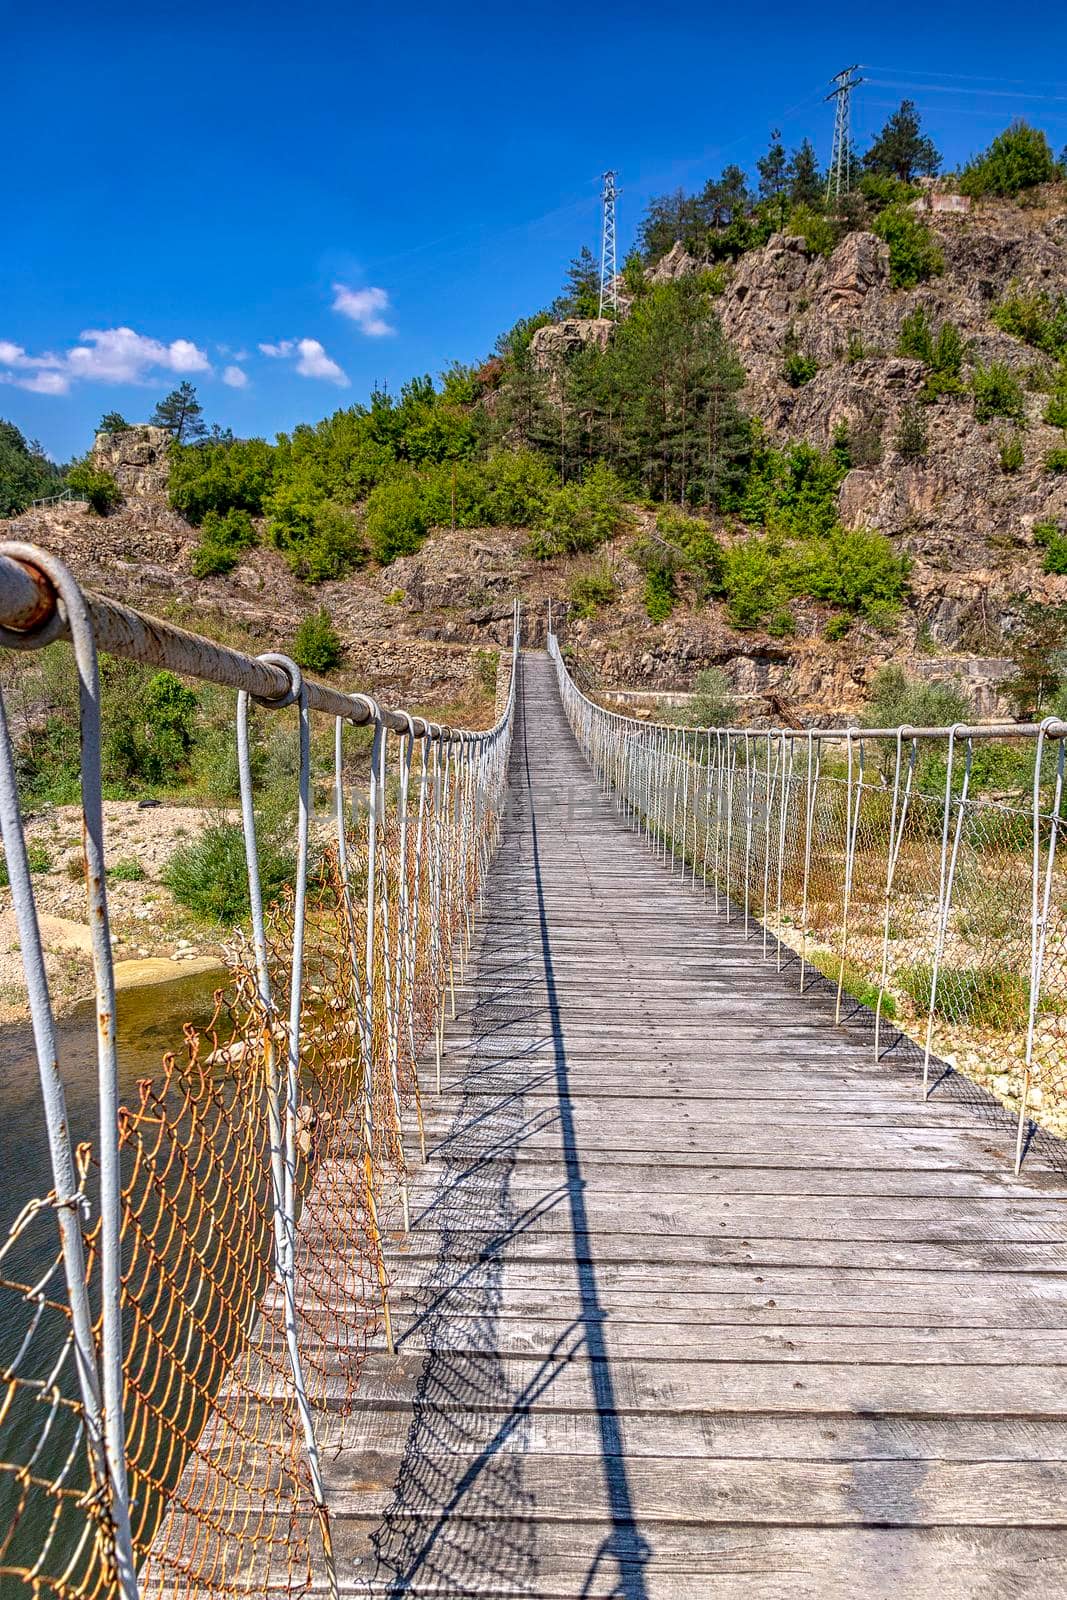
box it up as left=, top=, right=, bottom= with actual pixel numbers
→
left=366, top=659, right=651, bottom=1599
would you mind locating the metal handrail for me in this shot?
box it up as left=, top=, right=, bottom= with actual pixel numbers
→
left=548, top=628, right=1067, bottom=1180
left=0, top=541, right=521, bottom=1599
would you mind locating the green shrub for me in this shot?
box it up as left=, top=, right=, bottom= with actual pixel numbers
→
left=782, top=351, right=818, bottom=388
left=109, top=859, right=145, bottom=882
left=292, top=608, right=343, bottom=673
left=643, top=566, right=675, bottom=622
left=100, top=669, right=199, bottom=789
left=266, top=481, right=364, bottom=579
left=1045, top=377, right=1067, bottom=429
left=871, top=205, right=944, bottom=289
left=532, top=463, right=631, bottom=560
left=895, top=404, right=928, bottom=460
left=863, top=664, right=970, bottom=730
left=785, top=203, right=837, bottom=257
left=858, top=173, right=920, bottom=210
left=1045, top=446, right=1067, bottom=474
left=569, top=562, right=617, bottom=619
left=898, top=962, right=1028, bottom=1028
left=667, top=668, right=737, bottom=727
left=169, top=437, right=276, bottom=523
left=722, top=538, right=777, bottom=628
left=803, top=526, right=911, bottom=616
left=767, top=608, right=796, bottom=637
left=960, top=122, right=1061, bottom=198
left=864, top=598, right=901, bottom=635
left=66, top=462, right=121, bottom=516
left=652, top=508, right=726, bottom=601
left=897, top=306, right=935, bottom=363
left=737, top=439, right=846, bottom=538
left=0, top=843, right=51, bottom=886
left=165, top=822, right=295, bottom=924
left=1034, top=520, right=1067, bottom=575
left=364, top=476, right=427, bottom=563
left=824, top=614, right=851, bottom=641
left=999, top=431, right=1025, bottom=473
left=991, top=290, right=1067, bottom=360
left=191, top=508, right=257, bottom=577
left=476, top=450, right=557, bottom=526
left=972, top=362, right=1025, bottom=423
left=473, top=648, right=499, bottom=696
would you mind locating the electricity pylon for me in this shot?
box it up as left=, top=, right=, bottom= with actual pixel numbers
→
left=598, top=170, right=619, bottom=318
left=825, top=66, right=862, bottom=204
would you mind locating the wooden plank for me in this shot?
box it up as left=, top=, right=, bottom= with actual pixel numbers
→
left=153, top=649, right=1067, bottom=1599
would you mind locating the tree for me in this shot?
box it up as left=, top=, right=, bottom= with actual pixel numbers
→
left=1005, top=601, right=1067, bottom=715
left=554, top=247, right=602, bottom=319
left=575, top=278, right=750, bottom=506
left=863, top=100, right=941, bottom=183
left=787, top=140, right=823, bottom=207
left=0, top=420, right=64, bottom=516
left=98, top=411, right=131, bottom=434
left=700, top=165, right=751, bottom=229
left=960, top=121, right=1060, bottom=197
left=863, top=665, right=969, bottom=729
left=151, top=382, right=207, bottom=444
left=757, top=129, right=789, bottom=227
left=67, top=461, right=122, bottom=516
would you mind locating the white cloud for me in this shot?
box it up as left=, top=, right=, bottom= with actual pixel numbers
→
left=258, top=336, right=348, bottom=385
left=0, top=326, right=211, bottom=396
left=19, top=371, right=71, bottom=395
left=294, top=338, right=348, bottom=384
left=331, top=283, right=395, bottom=337
left=222, top=364, right=249, bottom=388
left=66, top=327, right=211, bottom=384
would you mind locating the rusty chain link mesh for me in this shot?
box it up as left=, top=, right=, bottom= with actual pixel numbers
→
left=0, top=655, right=511, bottom=1600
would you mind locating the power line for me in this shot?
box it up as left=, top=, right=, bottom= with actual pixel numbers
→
left=598, top=170, right=619, bottom=318
left=826, top=64, right=863, bottom=203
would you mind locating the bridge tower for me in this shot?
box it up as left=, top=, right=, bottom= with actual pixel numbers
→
left=825, top=65, right=862, bottom=204
left=598, top=169, right=619, bottom=318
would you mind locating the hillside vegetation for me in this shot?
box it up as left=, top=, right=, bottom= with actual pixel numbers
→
left=3, top=110, right=1067, bottom=726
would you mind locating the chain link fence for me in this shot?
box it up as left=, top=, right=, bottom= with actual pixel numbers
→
left=0, top=543, right=518, bottom=1598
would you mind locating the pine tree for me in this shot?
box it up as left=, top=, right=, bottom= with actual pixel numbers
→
left=554, top=247, right=602, bottom=319
left=98, top=411, right=131, bottom=434
left=863, top=100, right=941, bottom=183
left=757, top=129, right=789, bottom=226
left=786, top=140, right=823, bottom=207
left=151, top=382, right=207, bottom=444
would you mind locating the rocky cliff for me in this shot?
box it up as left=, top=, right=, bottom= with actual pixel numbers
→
left=6, top=194, right=1067, bottom=725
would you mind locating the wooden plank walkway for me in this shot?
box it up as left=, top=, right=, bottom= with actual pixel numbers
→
left=326, top=650, right=1067, bottom=1597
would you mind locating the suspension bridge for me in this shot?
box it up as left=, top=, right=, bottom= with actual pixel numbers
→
left=0, top=544, right=1066, bottom=1598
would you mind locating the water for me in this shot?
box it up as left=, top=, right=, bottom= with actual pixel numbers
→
left=0, top=967, right=226, bottom=1245
left=0, top=967, right=225, bottom=1592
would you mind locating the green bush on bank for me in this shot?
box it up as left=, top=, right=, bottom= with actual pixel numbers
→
left=191, top=508, right=257, bottom=577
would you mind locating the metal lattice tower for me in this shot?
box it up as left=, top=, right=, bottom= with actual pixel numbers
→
left=825, top=65, right=862, bottom=204
left=598, top=170, right=619, bottom=318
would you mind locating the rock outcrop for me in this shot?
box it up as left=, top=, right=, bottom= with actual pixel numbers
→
left=529, top=318, right=613, bottom=372
left=91, top=425, right=172, bottom=497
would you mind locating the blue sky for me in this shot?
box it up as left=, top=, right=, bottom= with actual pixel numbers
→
left=5, top=0, right=1067, bottom=461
